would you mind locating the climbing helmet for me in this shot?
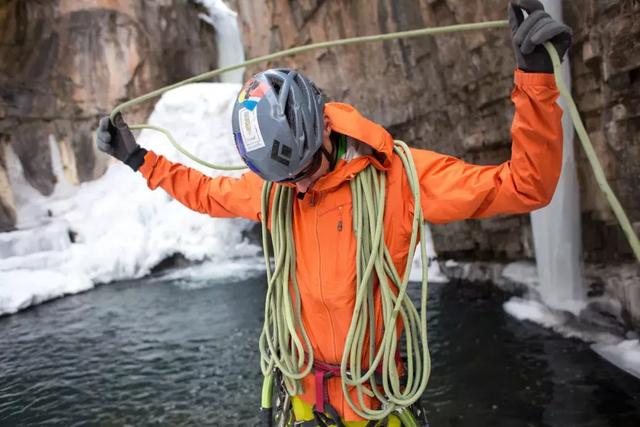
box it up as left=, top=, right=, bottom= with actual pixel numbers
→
left=231, top=68, right=325, bottom=182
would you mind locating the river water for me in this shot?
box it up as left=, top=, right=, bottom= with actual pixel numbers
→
left=1, top=273, right=639, bottom=426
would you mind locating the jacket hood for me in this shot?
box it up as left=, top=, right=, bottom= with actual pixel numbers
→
left=309, top=102, right=394, bottom=193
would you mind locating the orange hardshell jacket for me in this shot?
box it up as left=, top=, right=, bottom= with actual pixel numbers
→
left=139, top=70, right=562, bottom=421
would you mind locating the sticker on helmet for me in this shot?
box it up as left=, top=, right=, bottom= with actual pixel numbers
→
left=238, top=107, right=265, bottom=152
left=238, top=79, right=269, bottom=111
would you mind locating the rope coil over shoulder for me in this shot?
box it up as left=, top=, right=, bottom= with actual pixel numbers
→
left=259, top=141, right=430, bottom=421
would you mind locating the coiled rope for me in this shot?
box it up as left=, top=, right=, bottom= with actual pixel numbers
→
left=109, top=18, right=640, bottom=423
left=259, top=140, right=429, bottom=421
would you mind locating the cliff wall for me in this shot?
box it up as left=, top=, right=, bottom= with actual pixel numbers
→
left=0, top=0, right=219, bottom=230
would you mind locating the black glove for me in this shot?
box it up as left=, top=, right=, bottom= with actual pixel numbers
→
left=95, top=113, right=147, bottom=171
left=508, top=0, right=572, bottom=73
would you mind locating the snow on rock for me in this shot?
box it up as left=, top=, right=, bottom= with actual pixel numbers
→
left=503, top=297, right=565, bottom=330
left=0, top=221, right=71, bottom=259
left=0, top=83, right=262, bottom=316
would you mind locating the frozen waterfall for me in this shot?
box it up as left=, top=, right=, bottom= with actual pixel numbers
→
left=530, top=0, right=585, bottom=314
left=195, top=0, right=245, bottom=84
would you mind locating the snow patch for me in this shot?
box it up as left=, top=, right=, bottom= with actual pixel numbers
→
left=503, top=297, right=563, bottom=329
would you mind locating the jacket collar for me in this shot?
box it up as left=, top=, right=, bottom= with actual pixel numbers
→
left=309, top=102, right=393, bottom=193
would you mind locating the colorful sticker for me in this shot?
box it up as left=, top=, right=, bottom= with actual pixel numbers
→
left=237, top=79, right=269, bottom=111
left=241, top=100, right=258, bottom=111
left=238, top=107, right=265, bottom=152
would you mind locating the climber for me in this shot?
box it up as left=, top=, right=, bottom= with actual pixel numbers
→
left=96, top=1, right=571, bottom=425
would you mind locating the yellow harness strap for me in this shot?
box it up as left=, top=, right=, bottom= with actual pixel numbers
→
left=291, top=396, right=401, bottom=427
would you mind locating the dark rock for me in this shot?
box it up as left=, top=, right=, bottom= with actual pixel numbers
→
left=0, top=140, right=16, bottom=231
left=150, top=253, right=192, bottom=274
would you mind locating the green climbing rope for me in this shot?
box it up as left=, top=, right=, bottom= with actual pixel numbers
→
left=129, top=124, right=245, bottom=170
left=259, top=183, right=314, bottom=396
left=109, top=17, right=640, bottom=423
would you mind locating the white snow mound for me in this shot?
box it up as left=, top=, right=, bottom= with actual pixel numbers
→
left=0, top=83, right=262, bottom=316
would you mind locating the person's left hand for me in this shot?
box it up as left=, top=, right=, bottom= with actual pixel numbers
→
left=508, top=0, right=572, bottom=73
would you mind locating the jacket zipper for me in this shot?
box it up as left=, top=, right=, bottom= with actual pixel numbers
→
left=312, top=191, right=339, bottom=362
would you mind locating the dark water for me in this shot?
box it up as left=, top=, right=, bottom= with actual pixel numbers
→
left=1, top=274, right=639, bottom=427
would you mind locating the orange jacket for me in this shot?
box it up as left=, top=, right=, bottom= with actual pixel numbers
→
left=139, top=70, right=562, bottom=421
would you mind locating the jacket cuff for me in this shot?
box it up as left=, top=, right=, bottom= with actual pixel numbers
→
left=514, top=69, right=557, bottom=87
left=138, top=150, right=158, bottom=178
left=125, top=147, right=148, bottom=172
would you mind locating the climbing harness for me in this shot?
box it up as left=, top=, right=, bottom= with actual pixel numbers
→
left=110, top=18, right=640, bottom=426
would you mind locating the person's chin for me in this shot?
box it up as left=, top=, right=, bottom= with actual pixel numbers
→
left=295, top=181, right=311, bottom=193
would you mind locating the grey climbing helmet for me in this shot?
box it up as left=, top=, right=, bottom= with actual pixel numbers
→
left=231, top=68, right=325, bottom=182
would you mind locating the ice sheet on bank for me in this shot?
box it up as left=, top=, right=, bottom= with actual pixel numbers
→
left=592, top=339, right=640, bottom=379
left=504, top=296, right=640, bottom=379
left=0, top=269, right=92, bottom=314
left=503, top=297, right=619, bottom=342
left=0, top=83, right=263, bottom=316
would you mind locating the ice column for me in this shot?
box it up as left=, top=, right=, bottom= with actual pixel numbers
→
left=530, top=0, right=584, bottom=313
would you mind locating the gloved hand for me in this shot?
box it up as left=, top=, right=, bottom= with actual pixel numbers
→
left=508, top=0, right=572, bottom=73
left=95, top=113, right=147, bottom=171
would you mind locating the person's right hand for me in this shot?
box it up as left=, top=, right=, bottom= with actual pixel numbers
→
left=96, top=113, right=147, bottom=171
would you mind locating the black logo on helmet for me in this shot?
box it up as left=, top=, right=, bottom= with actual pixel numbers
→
left=271, top=140, right=292, bottom=166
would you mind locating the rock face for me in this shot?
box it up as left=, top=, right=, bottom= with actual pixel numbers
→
left=565, top=0, right=640, bottom=262
left=233, top=0, right=640, bottom=263
left=0, top=0, right=219, bottom=231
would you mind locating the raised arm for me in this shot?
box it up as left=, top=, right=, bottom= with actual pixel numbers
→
left=410, top=0, right=572, bottom=224
left=413, top=70, right=562, bottom=224
left=139, top=151, right=264, bottom=221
